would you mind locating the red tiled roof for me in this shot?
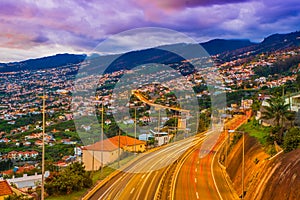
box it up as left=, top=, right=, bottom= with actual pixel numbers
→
left=82, top=136, right=145, bottom=152
left=0, top=180, right=13, bottom=196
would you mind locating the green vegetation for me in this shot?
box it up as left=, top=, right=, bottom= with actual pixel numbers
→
left=238, top=118, right=278, bottom=155
left=45, top=162, right=92, bottom=196
left=46, top=190, right=86, bottom=200
left=5, top=194, right=33, bottom=200
left=238, top=119, right=271, bottom=145
left=261, top=96, right=291, bottom=127
left=239, top=118, right=300, bottom=155
left=283, top=127, right=300, bottom=152
left=254, top=55, right=300, bottom=77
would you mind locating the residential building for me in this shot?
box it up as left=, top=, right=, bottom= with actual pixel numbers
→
left=0, top=180, right=13, bottom=200
left=81, top=136, right=146, bottom=171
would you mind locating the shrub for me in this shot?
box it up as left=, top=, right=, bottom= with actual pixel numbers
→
left=283, top=127, right=300, bottom=153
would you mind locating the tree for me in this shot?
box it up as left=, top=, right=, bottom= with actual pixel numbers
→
left=45, top=162, right=92, bottom=195
left=283, top=127, right=300, bottom=152
left=262, top=97, right=290, bottom=127
left=261, top=96, right=294, bottom=141
left=251, top=99, right=261, bottom=116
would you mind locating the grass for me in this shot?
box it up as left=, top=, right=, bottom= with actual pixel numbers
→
left=238, top=118, right=272, bottom=146
left=46, top=190, right=86, bottom=200
left=237, top=118, right=279, bottom=156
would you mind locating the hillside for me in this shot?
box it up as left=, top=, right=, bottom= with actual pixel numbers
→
left=0, top=54, right=86, bottom=72
left=219, top=31, right=300, bottom=62
left=0, top=39, right=255, bottom=73
left=226, top=134, right=300, bottom=200
left=0, top=31, right=299, bottom=73
left=201, top=39, right=255, bottom=55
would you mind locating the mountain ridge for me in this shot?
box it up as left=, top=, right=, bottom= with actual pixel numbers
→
left=1, top=31, right=299, bottom=73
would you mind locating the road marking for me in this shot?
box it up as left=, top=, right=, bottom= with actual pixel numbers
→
left=194, top=178, right=197, bottom=183
left=196, top=192, right=199, bottom=199
left=195, top=168, right=197, bottom=173
left=130, top=188, right=135, bottom=194
left=141, top=174, right=145, bottom=179
left=211, top=138, right=225, bottom=200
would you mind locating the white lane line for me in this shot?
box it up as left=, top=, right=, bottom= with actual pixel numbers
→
left=130, top=188, right=135, bottom=194
left=194, top=178, right=197, bottom=183
left=196, top=192, right=199, bottom=199
left=141, top=174, right=145, bottom=179
left=195, top=168, right=197, bottom=173
left=211, top=139, right=225, bottom=200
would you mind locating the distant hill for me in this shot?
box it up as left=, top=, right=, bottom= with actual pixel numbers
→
left=1, top=31, right=299, bottom=73
left=218, top=31, right=300, bottom=62
left=201, top=39, right=255, bottom=55
left=0, top=54, right=86, bottom=72
left=97, top=39, right=256, bottom=74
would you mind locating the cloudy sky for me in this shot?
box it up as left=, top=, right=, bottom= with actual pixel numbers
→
left=0, top=0, right=299, bottom=62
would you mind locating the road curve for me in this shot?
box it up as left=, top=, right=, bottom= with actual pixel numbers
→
left=87, top=134, right=205, bottom=200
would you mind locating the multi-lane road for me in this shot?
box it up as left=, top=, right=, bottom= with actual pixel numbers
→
left=86, top=134, right=206, bottom=200
left=84, top=129, right=240, bottom=200
left=83, top=113, right=250, bottom=200
left=173, top=134, right=238, bottom=200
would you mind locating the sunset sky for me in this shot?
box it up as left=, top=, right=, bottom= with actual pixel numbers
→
left=0, top=0, right=299, bottom=62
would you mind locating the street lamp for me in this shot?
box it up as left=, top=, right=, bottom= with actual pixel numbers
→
left=228, top=129, right=245, bottom=200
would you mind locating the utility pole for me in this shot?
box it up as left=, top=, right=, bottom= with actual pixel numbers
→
left=118, top=129, right=121, bottom=168
left=101, top=103, right=104, bottom=174
left=92, top=137, right=94, bottom=172
left=41, top=93, right=46, bottom=200
left=242, top=132, right=245, bottom=200
left=157, top=108, right=161, bottom=134
left=134, top=107, right=137, bottom=153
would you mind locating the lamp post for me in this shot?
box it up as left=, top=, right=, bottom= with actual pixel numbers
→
left=228, top=130, right=245, bottom=200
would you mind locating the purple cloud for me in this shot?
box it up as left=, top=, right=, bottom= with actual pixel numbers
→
left=0, top=0, right=299, bottom=62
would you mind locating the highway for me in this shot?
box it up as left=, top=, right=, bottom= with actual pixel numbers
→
left=173, top=134, right=238, bottom=200
left=84, top=114, right=251, bottom=200
left=132, top=90, right=190, bottom=113
left=87, top=134, right=206, bottom=200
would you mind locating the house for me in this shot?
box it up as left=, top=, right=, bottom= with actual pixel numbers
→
left=150, top=130, right=170, bottom=146
left=138, top=134, right=154, bottom=141
left=105, top=119, right=111, bottom=125
left=6, top=172, right=48, bottom=190
left=62, top=139, right=77, bottom=145
left=81, top=136, right=146, bottom=171
left=285, top=94, right=300, bottom=112
left=74, top=147, right=82, bottom=156
left=0, top=180, right=13, bottom=200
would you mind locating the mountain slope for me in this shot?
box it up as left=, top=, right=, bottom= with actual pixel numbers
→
left=201, top=39, right=255, bottom=55
left=0, top=54, right=86, bottom=72
left=219, top=31, right=300, bottom=62
left=1, top=31, right=299, bottom=73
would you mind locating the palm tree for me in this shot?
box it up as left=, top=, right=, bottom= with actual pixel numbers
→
left=262, top=96, right=294, bottom=140
left=262, top=97, right=290, bottom=126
